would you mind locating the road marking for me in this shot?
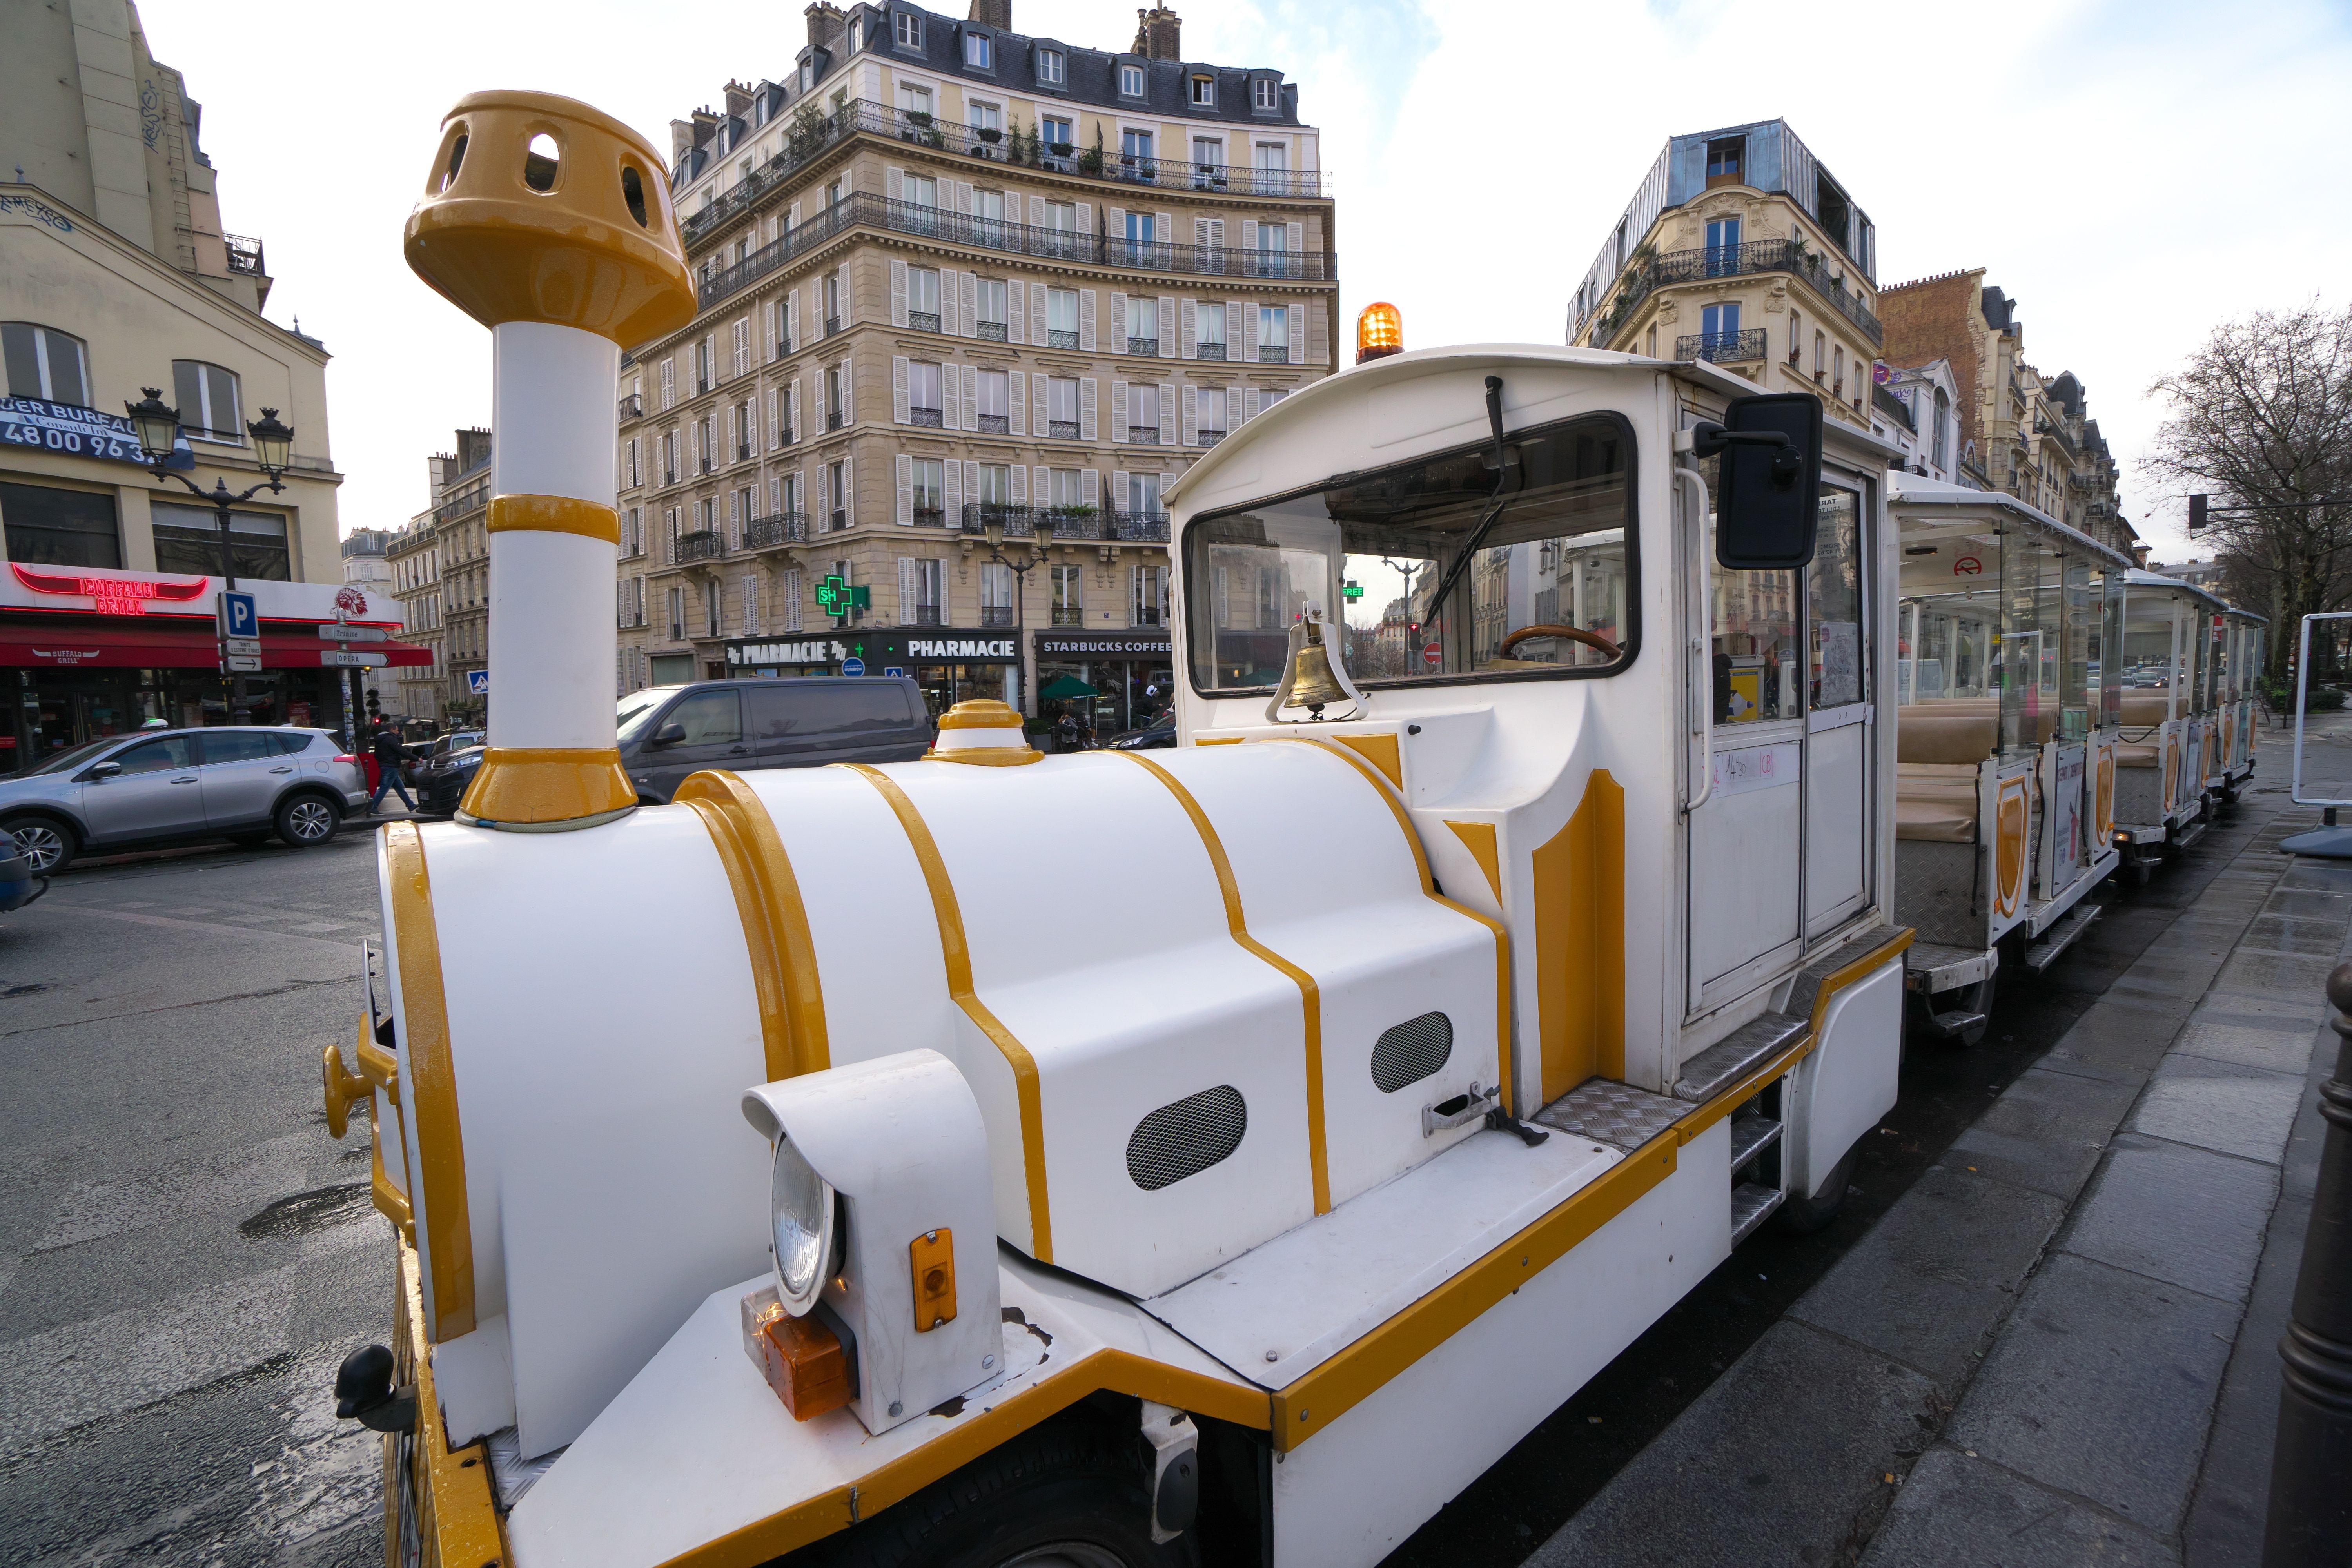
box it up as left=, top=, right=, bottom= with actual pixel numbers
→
left=36, top=904, right=362, bottom=951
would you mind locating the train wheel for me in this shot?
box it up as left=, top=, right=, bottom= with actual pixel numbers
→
left=1776, top=1145, right=1860, bottom=1235
left=815, top=1421, right=1194, bottom=1568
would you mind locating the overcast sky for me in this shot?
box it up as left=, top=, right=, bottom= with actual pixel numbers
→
left=141, top=0, right=2349, bottom=564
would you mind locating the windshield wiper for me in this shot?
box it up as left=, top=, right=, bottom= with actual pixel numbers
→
left=1419, top=376, right=1521, bottom=638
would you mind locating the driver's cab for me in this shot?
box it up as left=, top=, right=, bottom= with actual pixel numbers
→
left=1164, top=345, right=1900, bottom=1136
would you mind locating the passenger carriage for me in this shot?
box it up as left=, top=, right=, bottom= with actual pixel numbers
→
left=2111, top=568, right=2232, bottom=882
left=1889, top=477, right=2126, bottom=1043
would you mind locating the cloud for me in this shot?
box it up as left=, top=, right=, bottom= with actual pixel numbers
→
left=135, top=0, right=2350, bottom=566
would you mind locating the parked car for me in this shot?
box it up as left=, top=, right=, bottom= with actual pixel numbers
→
left=1106, top=711, right=1177, bottom=750
left=0, top=833, right=48, bottom=911
left=616, top=678, right=933, bottom=803
left=414, top=743, right=485, bottom=817
left=417, top=729, right=485, bottom=765
left=0, top=727, right=367, bottom=872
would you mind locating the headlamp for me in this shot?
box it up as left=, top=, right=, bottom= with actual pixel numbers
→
left=770, top=1134, right=837, bottom=1316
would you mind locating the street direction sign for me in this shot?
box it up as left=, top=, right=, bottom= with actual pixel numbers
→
left=467, top=670, right=491, bottom=695
left=841, top=656, right=866, bottom=677
left=221, top=654, right=263, bottom=673
left=318, top=623, right=391, bottom=642
left=321, top=650, right=389, bottom=668
left=217, top=590, right=258, bottom=639
left=221, top=637, right=261, bottom=657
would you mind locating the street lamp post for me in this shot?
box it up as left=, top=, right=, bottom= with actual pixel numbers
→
left=982, top=514, right=1050, bottom=714
left=125, top=390, right=294, bottom=722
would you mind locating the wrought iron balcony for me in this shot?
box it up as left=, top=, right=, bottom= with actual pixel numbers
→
left=909, top=310, right=941, bottom=333
left=674, top=529, right=726, bottom=563
left=911, top=605, right=943, bottom=626
left=1195, top=342, right=1227, bottom=362
left=1588, top=238, right=1882, bottom=348
left=827, top=410, right=845, bottom=431
left=694, top=190, right=1338, bottom=313
left=959, top=503, right=1142, bottom=543
left=1109, top=510, right=1171, bottom=543
left=977, top=320, right=1009, bottom=343
left=1127, top=426, right=1162, bottom=445
left=618, top=393, right=643, bottom=421
left=1675, top=328, right=1766, bottom=364
left=1258, top=345, right=1289, bottom=363
left=741, top=514, right=809, bottom=550
left=699, top=457, right=715, bottom=474
left=980, top=606, right=1015, bottom=626
left=1047, top=329, right=1080, bottom=350
left=913, top=506, right=946, bottom=527
left=735, top=443, right=752, bottom=462
left=779, top=426, right=797, bottom=446
left=978, top=413, right=1010, bottom=434
left=909, top=406, right=944, bottom=428
left=1128, top=337, right=1160, bottom=357
left=776, top=338, right=793, bottom=357
left=829, top=508, right=848, bottom=531
left=1048, top=419, right=1080, bottom=441
left=825, top=316, right=842, bottom=337
left=1196, top=428, right=1227, bottom=446
left=1051, top=606, right=1085, bottom=625
left=223, top=232, right=266, bottom=276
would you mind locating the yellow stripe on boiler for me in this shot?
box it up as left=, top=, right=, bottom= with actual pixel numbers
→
left=678, top=770, right=831, bottom=1082
left=383, top=821, right=474, bottom=1341
left=485, top=492, right=621, bottom=543
left=845, top=764, right=1054, bottom=1262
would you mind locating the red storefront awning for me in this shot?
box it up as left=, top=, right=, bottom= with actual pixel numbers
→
left=0, top=622, right=430, bottom=669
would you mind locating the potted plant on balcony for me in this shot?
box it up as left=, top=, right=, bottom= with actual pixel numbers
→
left=1078, top=126, right=1106, bottom=178
left=977, top=125, right=1003, bottom=145
left=789, top=105, right=827, bottom=158
left=1049, top=137, right=1076, bottom=159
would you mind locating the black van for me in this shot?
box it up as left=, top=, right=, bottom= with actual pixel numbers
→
left=615, top=677, right=934, bottom=803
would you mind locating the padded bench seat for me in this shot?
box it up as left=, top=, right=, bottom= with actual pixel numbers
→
left=1897, top=762, right=1978, bottom=843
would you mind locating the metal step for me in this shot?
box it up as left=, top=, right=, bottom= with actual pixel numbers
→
left=1907, top=941, right=1995, bottom=993
left=2174, top=818, right=2208, bottom=850
left=1672, top=1011, right=1809, bottom=1104
left=2023, top=902, right=2102, bottom=975
left=1728, top=1114, right=1782, bottom=1175
left=1731, top=1181, right=1785, bottom=1245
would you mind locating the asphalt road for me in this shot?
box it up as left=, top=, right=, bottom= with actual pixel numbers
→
left=0, top=825, right=392, bottom=1568
left=1, top=719, right=2342, bottom=1567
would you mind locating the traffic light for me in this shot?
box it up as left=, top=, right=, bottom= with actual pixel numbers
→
left=2188, top=494, right=2207, bottom=532
left=365, top=686, right=382, bottom=717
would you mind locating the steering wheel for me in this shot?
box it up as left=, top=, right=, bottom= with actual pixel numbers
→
left=1497, top=624, right=1621, bottom=659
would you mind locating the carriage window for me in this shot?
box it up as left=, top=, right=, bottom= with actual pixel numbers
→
left=1808, top=488, right=1864, bottom=712
left=1187, top=414, right=1632, bottom=693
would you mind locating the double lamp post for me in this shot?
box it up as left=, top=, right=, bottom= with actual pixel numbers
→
left=123, top=387, right=294, bottom=723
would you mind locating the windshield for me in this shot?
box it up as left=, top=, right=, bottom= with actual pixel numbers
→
left=24, top=737, right=122, bottom=777
left=617, top=687, right=683, bottom=746
left=1186, top=413, right=1632, bottom=693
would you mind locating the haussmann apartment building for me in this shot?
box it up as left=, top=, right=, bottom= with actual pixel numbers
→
left=613, top=0, right=1339, bottom=733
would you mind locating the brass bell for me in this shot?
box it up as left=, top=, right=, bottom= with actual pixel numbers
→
left=1287, top=619, right=1352, bottom=715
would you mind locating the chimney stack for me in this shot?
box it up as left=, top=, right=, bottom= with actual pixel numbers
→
left=723, top=79, right=753, bottom=119
left=1136, top=5, right=1181, bottom=61
left=968, top=0, right=1012, bottom=30
left=804, top=1, right=846, bottom=54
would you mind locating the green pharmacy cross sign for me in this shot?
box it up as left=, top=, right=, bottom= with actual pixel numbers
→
left=816, top=574, right=871, bottom=621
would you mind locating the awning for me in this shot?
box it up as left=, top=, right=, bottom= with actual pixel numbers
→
left=0, top=622, right=431, bottom=669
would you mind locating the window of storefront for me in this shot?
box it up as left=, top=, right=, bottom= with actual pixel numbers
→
left=0, top=481, right=122, bottom=568
left=150, top=501, right=290, bottom=579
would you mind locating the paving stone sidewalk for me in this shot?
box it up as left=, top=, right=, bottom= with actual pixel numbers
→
left=1528, top=801, right=2343, bottom=1568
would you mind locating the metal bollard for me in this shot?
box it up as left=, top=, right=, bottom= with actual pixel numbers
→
left=2263, top=961, right=2352, bottom=1564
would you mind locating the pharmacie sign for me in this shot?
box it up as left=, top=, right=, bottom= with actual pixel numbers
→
left=0, top=397, right=154, bottom=466
left=904, top=635, right=1018, bottom=660
left=728, top=637, right=848, bottom=666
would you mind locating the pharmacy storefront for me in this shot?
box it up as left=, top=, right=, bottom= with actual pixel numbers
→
left=725, top=630, right=1022, bottom=720
left=0, top=563, right=423, bottom=769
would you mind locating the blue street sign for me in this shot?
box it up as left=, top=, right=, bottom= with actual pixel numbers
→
left=840, top=657, right=866, bottom=677
left=218, top=590, right=258, bottom=639
left=882, top=666, right=904, bottom=678
left=467, top=670, right=490, bottom=695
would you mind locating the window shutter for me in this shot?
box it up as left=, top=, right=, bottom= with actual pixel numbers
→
left=962, top=365, right=978, bottom=429
left=836, top=265, right=850, bottom=326
left=1008, top=282, right=1024, bottom=344
left=1158, top=296, right=1177, bottom=356
left=1108, top=205, right=1124, bottom=240
left=964, top=461, right=980, bottom=513
left=892, top=356, right=909, bottom=423
left=1287, top=221, right=1303, bottom=262
left=789, top=201, right=802, bottom=229
left=1076, top=201, right=1091, bottom=234
left=842, top=456, right=854, bottom=526
left=1181, top=299, right=1196, bottom=358
left=1157, top=212, right=1173, bottom=251
left=1182, top=385, right=1196, bottom=445
left=899, top=557, right=917, bottom=623
left=1243, top=305, right=1259, bottom=359
left=1033, top=465, right=1050, bottom=503
left=1159, top=382, right=1177, bottom=445
left=891, top=259, right=907, bottom=325
left=1034, top=376, right=1049, bottom=435
left=1235, top=388, right=1256, bottom=425
left=959, top=270, right=978, bottom=335
left=1081, top=468, right=1099, bottom=514
left=1009, top=464, right=1025, bottom=504
left=1111, top=292, right=1127, bottom=345
left=896, top=454, right=913, bottom=524
left=1008, top=371, right=1024, bottom=435
left=958, top=182, right=975, bottom=214
left=1029, top=195, right=1046, bottom=226
left=1112, top=470, right=1129, bottom=517
left=1079, top=377, right=1096, bottom=441
left=843, top=355, right=854, bottom=422
left=1080, top=289, right=1096, bottom=352
left=945, top=454, right=962, bottom=521
left=935, top=267, right=955, bottom=333
left=888, top=167, right=903, bottom=201
left=1030, top=282, right=1048, bottom=343
left=1112, top=381, right=1127, bottom=437
left=1242, top=219, right=1259, bottom=253
left=1289, top=304, right=1305, bottom=364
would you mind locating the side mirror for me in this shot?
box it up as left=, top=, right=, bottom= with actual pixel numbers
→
left=651, top=721, right=687, bottom=748
left=86, top=761, right=123, bottom=780
left=1702, top=392, right=1823, bottom=571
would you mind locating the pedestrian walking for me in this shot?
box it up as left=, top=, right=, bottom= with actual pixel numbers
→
left=367, top=722, right=415, bottom=815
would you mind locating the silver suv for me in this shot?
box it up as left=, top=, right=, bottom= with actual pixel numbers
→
left=0, top=727, right=368, bottom=872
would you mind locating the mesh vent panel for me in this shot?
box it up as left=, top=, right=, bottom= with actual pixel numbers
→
left=1370, top=1011, right=1454, bottom=1094
left=1126, top=1085, right=1248, bottom=1191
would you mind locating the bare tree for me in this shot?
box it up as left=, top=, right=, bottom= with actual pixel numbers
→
left=2146, top=301, right=2352, bottom=683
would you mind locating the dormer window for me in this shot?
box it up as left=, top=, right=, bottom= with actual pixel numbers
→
left=1120, top=63, right=1145, bottom=97
left=1190, top=74, right=1215, bottom=106
left=894, top=11, right=922, bottom=48
left=1039, top=47, right=1065, bottom=85
left=964, top=31, right=991, bottom=68
left=1252, top=77, right=1278, bottom=111
left=1705, top=136, right=1744, bottom=187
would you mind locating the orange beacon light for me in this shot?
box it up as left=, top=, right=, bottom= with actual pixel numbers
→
left=1356, top=301, right=1403, bottom=363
